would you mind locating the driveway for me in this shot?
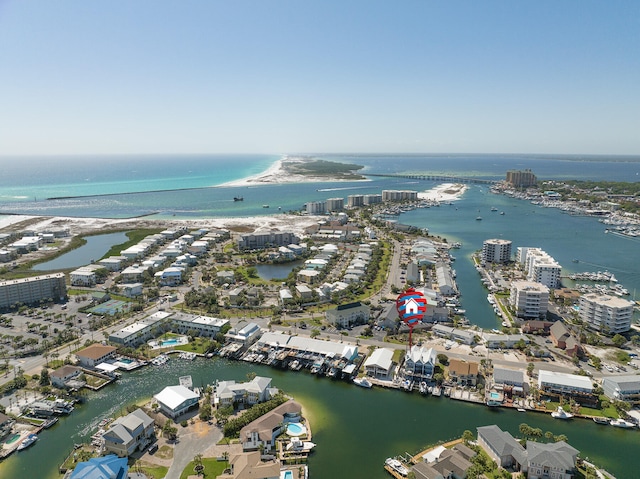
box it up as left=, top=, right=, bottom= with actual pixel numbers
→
left=164, top=420, right=224, bottom=479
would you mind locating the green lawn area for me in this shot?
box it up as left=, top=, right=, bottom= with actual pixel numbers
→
left=174, top=338, right=213, bottom=354
left=179, top=457, right=227, bottom=479
left=137, top=461, right=169, bottom=479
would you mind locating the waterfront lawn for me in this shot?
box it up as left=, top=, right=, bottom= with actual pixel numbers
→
left=84, top=374, right=110, bottom=389
left=174, top=337, right=213, bottom=354
left=179, top=457, right=226, bottom=479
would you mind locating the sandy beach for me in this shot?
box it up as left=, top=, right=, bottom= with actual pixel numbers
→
left=418, top=183, right=468, bottom=202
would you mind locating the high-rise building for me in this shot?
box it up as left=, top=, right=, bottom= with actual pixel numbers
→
left=306, top=201, right=326, bottom=215
left=0, top=273, right=67, bottom=309
left=517, top=247, right=562, bottom=289
left=579, top=293, right=634, bottom=334
left=325, top=197, right=344, bottom=211
left=347, top=195, right=364, bottom=207
left=506, top=169, right=537, bottom=188
left=509, top=281, right=549, bottom=319
left=482, top=239, right=512, bottom=263
left=382, top=190, right=418, bottom=202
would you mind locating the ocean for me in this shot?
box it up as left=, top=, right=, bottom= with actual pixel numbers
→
left=1, top=153, right=639, bottom=218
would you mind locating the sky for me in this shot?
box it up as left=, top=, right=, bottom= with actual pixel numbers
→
left=0, top=0, right=638, bottom=156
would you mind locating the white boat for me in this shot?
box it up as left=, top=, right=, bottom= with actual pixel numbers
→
left=476, top=216, right=482, bottom=221
left=385, top=458, right=409, bottom=477
left=610, top=418, right=636, bottom=428
left=353, top=377, right=372, bottom=388
left=551, top=406, right=574, bottom=420
left=517, top=408, right=526, bottom=412
left=286, top=437, right=316, bottom=451
left=17, top=434, right=38, bottom=451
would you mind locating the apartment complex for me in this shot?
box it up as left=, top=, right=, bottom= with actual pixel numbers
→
left=482, top=239, right=512, bottom=264
left=509, top=281, right=549, bottom=319
left=382, top=190, right=418, bottom=202
left=0, top=273, right=67, bottom=309
left=506, top=169, right=537, bottom=188
left=579, top=293, right=634, bottom=334
left=516, top=247, right=561, bottom=289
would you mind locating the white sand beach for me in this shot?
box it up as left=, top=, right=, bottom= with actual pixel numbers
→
left=418, top=183, right=468, bottom=202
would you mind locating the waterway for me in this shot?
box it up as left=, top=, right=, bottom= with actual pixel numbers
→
left=4, top=357, right=639, bottom=478
left=33, top=232, right=129, bottom=271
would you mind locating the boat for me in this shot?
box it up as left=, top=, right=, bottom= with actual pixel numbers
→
left=233, top=196, right=243, bottom=201
left=593, top=417, right=610, bottom=425
left=501, top=321, right=508, bottom=327
left=17, top=434, right=38, bottom=451
left=43, top=417, right=59, bottom=428
left=419, top=381, right=427, bottom=394
left=476, top=216, right=482, bottom=221
left=500, top=211, right=505, bottom=215
left=551, top=406, right=574, bottom=420
left=353, top=377, right=372, bottom=388
left=262, top=204, right=269, bottom=208
left=491, top=207, right=498, bottom=211
left=286, top=437, right=316, bottom=451
left=517, top=408, right=526, bottom=412
left=385, top=458, right=409, bottom=477
left=610, top=418, right=636, bottom=428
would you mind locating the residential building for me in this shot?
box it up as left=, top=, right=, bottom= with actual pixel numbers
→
left=306, top=201, right=326, bottom=215
left=0, top=412, right=15, bottom=441
left=435, top=263, right=457, bottom=296
left=346, top=195, right=364, bottom=207
left=0, top=273, right=67, bottom=309
left=214, top=376, right=276, bottom=407
left=363, top=348, right=394, bottom=379
left=431, top=325, right=476, bottom=345
left=325, top=302, right=370, bottom=328
left=102, top=408, right=155, bottom=457
left=404, top=345, right=437, bottom=381
left=510, top=281, right=549, bottom=319
left=257, top=331, right=358, bottom=363
left=70, top=267, right=98, bottom=287
left=154, top=385, right=199, bottom=418
left=237, top=231, right=299, bottom=250
left=382, top=190, right=418, bottom=202
left=216, top=270, right=236, bottom=285
left=413, top=443, right=476, bottom=479
left=170, top=313, right=229, bottom=338
left=493, top=367, right=526, bottom=392
left=516, top=247, right=561, bottom=289
left=363, top=194, right=382, bottom=205
left=121, top=264, right=151, bottom=283
left=75, top=344, right=117, bottom=368
left=50, top=365, right=83, bottom=389
left=240, top=400, right=302, bottom=452
left=482, top=239, right=512, bottom=264
left=121, top=283, right=143, bottom=298
left=109, top=311, right=172, bottom=347
left=483, top=333, right=529, bottom=349
left=69, top=455, right=129, bottom=479
left=216, top=451, right=280, bottom=479
left=549, top=321, right=581, bottom=357
left=526, top=441, right=578, bottom=479
left=325, top=197, right=344, bottom=211
left=448, top=359, right=479, bottom=386
left=579, top=293, right=634, bottom=334
left=538, top=370, right=594, bottom=397
left=225, top=322, right=262, bottom=346
left=506, top=169, right=537, bottom=188
left=602, top=375, right=640, bottom=404
left=477, top=424, right=527, bottom=470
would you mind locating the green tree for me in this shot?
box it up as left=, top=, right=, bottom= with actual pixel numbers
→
left=612, top=334, right=627, bottom=348
left=462, top=429, right=474, bottom=444
left=39, top=367, right=50, bottom=386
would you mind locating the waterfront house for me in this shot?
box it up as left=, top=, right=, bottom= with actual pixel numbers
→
left=69, top=454, right=129, bottom=479
left=363, top=348, right=395, bottom=379
left=413, top=442, right=476, bottom=479
left=102, top=408, right=155, bottom=457
left=538, top=370, right=595, bottom=404
left=404, top=345, right=437, bottom=381
left=477, top=425, right=527, bottom=471
left=240, top=400, right=302, bottom=452
left=50, top=365, right=83, bottom=389
left=154, top=385, right=199, bottom=419
left=0, top=412, right=14, bottom=441
left=214, top=376, right=276, bottom=407
left=170, top=312, right=229, bottom=338
left=602, top=375, right=640, bottom=405
left=492, top=367, right=527, bottom=396
left=225, top=322, right=262, bottom=347
left=75, top=344, right=117, bottom=369
left=435, top=263, right=457, bottom=296
left=448, top=358, right=479, bottom=386
left=216, top=451, right=280, bottom=479
left=526, top=440, right=579, bottom=479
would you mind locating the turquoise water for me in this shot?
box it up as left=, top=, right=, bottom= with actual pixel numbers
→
left=490, top=392, right=500, bottom=399
left=283, top=471, right=293, bottom=479
left=286, top=423, right=306, bottom=436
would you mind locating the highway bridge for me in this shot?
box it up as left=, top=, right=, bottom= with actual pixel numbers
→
left=365, top=173, right=498, bottom=185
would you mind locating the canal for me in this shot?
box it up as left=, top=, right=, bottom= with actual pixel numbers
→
left=4, top=357, right=639, bottom=478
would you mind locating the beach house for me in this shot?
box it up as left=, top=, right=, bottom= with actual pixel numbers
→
left=102, top=408, right=155, bottom=457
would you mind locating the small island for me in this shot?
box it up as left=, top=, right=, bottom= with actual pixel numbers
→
left=281, top=158, right=366, bottom=181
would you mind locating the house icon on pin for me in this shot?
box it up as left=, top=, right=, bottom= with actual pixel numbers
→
left=404, top=297, right=421, bottom=316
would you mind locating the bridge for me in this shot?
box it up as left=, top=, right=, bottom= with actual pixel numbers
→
left=365, top=173, right=498, bottom=185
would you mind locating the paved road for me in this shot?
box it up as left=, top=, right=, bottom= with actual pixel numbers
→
left=165, top=420, right=223, bottom=479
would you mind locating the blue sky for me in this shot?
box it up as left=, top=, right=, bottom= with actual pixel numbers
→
left=0, top=0, right=638, bottom=155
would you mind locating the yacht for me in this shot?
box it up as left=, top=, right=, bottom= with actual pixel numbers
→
left=476, top=216, right=482, bottom=221
left=385, top=458, right=409, bottom=477
left=593, top=416, right=610, bottom=425
left=610, top=418, right=636, bottom=428
left=551, top=406, right=574, bottom=420
left=17, top=434, right=38, bottom=451
left=353, top=377, right=373, bottom=388
left=491, top=207, right=498, bottom=211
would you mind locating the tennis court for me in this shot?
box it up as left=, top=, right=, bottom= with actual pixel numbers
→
left=88, top=299, right=132, bottom=315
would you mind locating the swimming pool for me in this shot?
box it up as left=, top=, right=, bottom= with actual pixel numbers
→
left=489, top=392, right=500, bottom=400
left=280, top=471, right=293, bottom=479
left=286, top=422, right=307, bottom=437
left=5, top=433, right=20, bottom=444
left=148, top=336, right=189, bottom=349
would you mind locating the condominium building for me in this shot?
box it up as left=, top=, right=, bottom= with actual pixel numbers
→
left=363, top=194, right=383, bottom=205
left=482, top=239, right=512, bottom=264
left=237, top=231, right=299, bottom=250
left=506, top=169, right=537, bottom=188
left=0, top=273, right=67, bottom=309
left=325, top=197, right=344, bottom=211
left=509, top=281, right=549, bottom=319
left=306, top=201, right=326, bottom=215
left=382, top=190, right=418, bottom=202
left=516, top=247, right=561, bottom=289
left=346, top=195, right=364, bottom=207
left=579, top=293, right=634, bottom=334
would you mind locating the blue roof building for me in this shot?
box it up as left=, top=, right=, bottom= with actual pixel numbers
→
left=69, top=454, right=128, bottom=479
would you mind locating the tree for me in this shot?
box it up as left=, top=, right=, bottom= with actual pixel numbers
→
left=39, top=367, right=50, bottom=386
left=527, top=362, right=535, bottom=377
left=462, top=429, right=474, bottom=444
left=612, top=334, right=627, bottom=348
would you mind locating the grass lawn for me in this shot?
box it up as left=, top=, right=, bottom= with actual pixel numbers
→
left=84, top=374, right=111, bottom=388
left=174, top=338, right=212, bottom=354
left=136, top=461, right=169, bottom=479
left=179, top=457, right=227, bottom=479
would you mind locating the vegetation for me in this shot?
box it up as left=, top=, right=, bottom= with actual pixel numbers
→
left=178, top=457, right=226, bottom=479
left=222, top=394, right=289, bottom=438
